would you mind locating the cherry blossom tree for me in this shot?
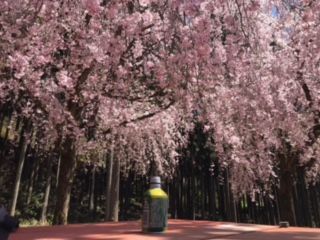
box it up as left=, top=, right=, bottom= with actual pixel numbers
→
left=0, top=0, right=209, bottom=223
left=201, top=0, right=320, bottom=224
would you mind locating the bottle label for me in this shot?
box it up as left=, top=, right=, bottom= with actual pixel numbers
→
left=142, top=199, right=149, bottom=229
left=149, top=199, right=168, bottom=228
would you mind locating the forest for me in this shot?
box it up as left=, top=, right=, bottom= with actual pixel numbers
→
left=0, top=0, right=320, bottom=228
left=0, top=119, right=319, bottom=227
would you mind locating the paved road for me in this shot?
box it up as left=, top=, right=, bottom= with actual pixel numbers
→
left=9, top=220, right=320, bottom=240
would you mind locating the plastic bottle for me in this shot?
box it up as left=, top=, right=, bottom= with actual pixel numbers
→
left=142, top=176, right=168, bottom=232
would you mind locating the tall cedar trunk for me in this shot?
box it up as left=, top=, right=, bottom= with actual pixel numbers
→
left=89, top=164, right=96, bottom=214
left=311, top=185, right=320, bottom=226
left=56, top=155, right=61, bottom=188
left=209, top=176, right=216, bottom=220
left=105, top=140, right=114, bottom=221
left=10, top=125, right=29, bottom=216
left=53, top=136, right=77, bottom=225
left=27, top=155, right=40, bottom=205
left=201, top=174, right=205, bottom=219
left=274, top=188, right=281, bottom=223
left=277, top=133, right=297, bottom=226
left=26, top=164, right=35, bottom=205
left=3, top=113, right=12, bottom=146
left=109, top=156, right=120, bottom=222
left=191, top=157, right=195, bottom=220
left=182, top=177, right=186, bottom=218
left=296, top=167, right=312, bottom=226
left=187, top=176, right=191, bottom=219
left=173, top=181, right=177, bottom=218
left=278, top=170, right=296, bottom=225
left=0, top=112, right=12, bottom=169
left=220, top=184, right=226, bottom=220
left=0, top=113, right=5, bottom=138
left=175, top=173, right=180, bottom=218
left=228, top=174, right=237, bottom=222
left=40, top=154, right=53, bottom=224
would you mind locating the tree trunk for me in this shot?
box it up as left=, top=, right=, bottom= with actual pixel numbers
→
left=109, top=156, right=120, bottom=222
left=40, top=157, right=52, bottom=224
left=10, top=127, right=29, bottom=216
left=209, top=175, right=216, bottom=220
left=55, top=155, right=61, bottom=188
left=105, top=140, right=114, bottom=221
left=278, top=170, right=296, bottom=225
left=169, top=181, right=176, bottom=218
left=219, top=184, right=226, bottom=220
left=27, top=155, right=40, bottom=205
left=89, top=164, right=96, bottom=213
left=53, top=136, right=77, bottom=225
left=40, top=154, right=53, bottom=224
left=276, top=133, right=298, bottom=226
left=3, top=113, right=12, bottom=146
left=201, top=173, right=206, bottom=219
left=310, top=184, right=320, bottom=227
left=0, top=112, right=13, bottom=165
left=226, top=169, right=237, bottom=222
left=191, top=158, right=195, bottom=220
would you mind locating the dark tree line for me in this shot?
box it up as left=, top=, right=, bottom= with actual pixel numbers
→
left=0, top=112, right=319, bottom=227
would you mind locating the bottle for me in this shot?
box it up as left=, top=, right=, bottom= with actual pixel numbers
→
left=142, top=176, right=168, bottom=233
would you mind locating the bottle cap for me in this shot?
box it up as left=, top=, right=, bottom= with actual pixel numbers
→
left=150, top=176, right=161, bottom=184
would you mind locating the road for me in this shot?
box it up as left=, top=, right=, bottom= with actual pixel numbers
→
left=9, top=219, right=320, bottom=240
